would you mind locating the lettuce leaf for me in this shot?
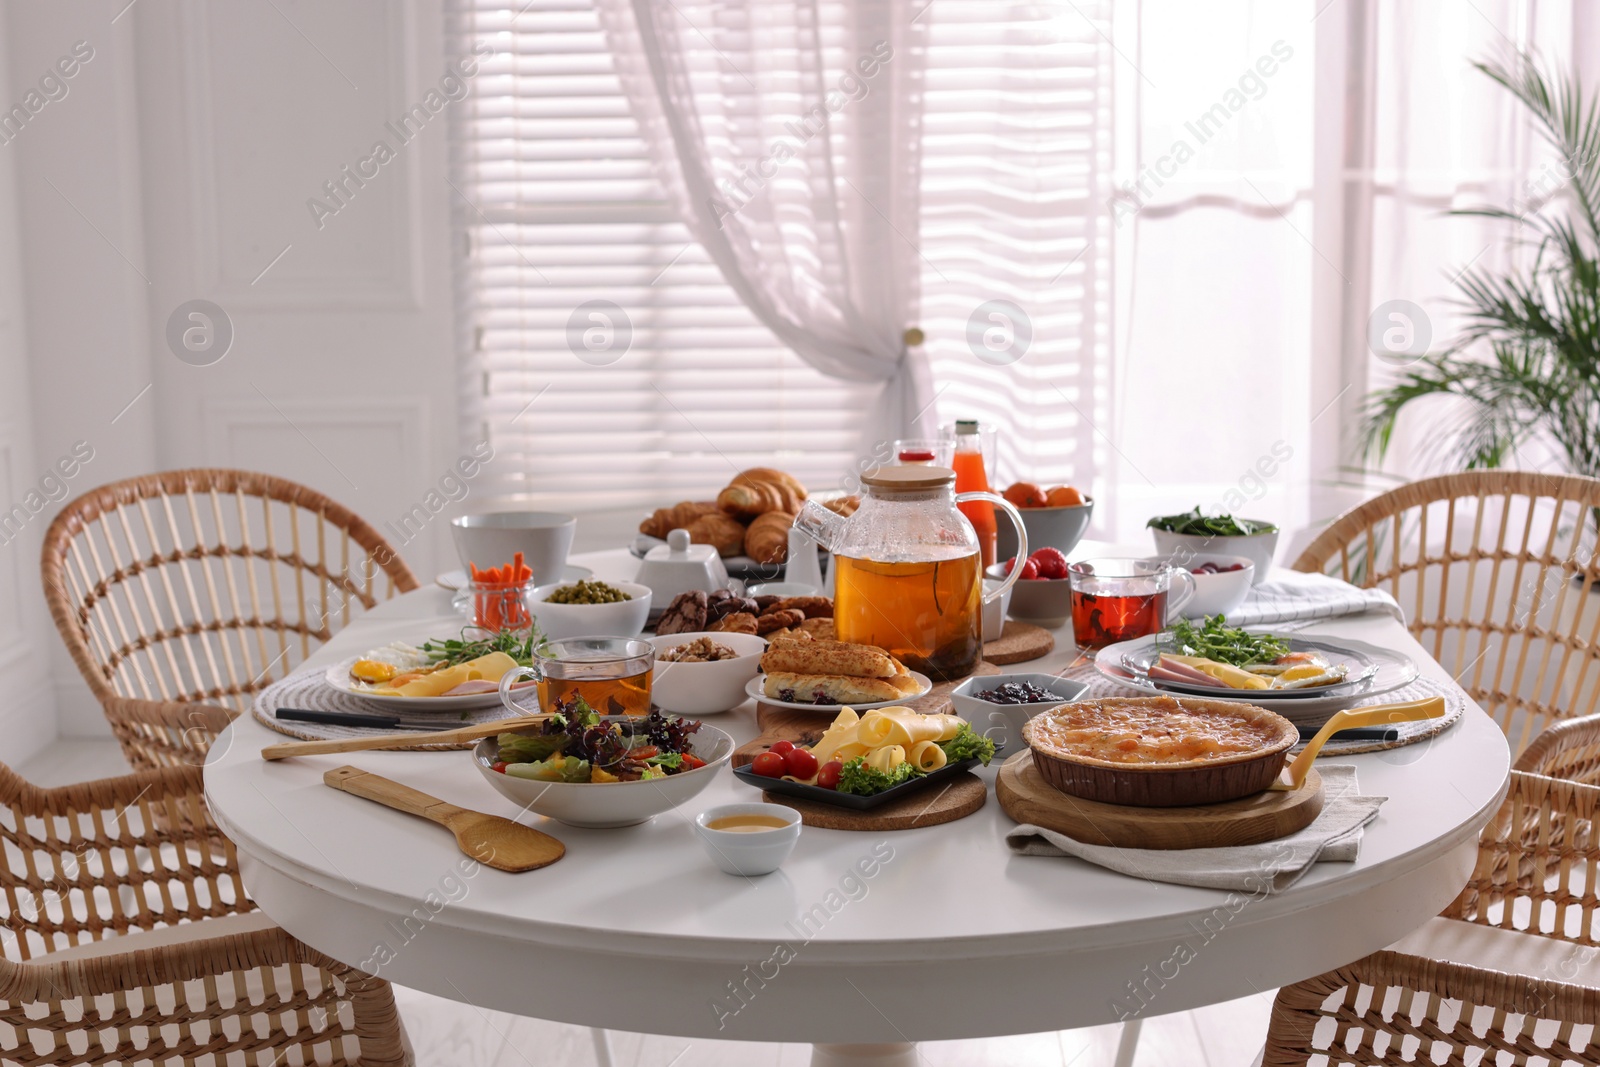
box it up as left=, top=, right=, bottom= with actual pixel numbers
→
left=836, top=756, right=920, bottom=796
left=505, top=754, right=591, bottom=783
left=939, top=723, right=996, bottom=766
left=496, top=732, right=566, bottom=764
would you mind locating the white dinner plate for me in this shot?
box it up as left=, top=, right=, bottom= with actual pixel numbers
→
left=323, top=655, right=529, bottom=712
left=1092, top=633, right=1418, bottom=723
left=435, top=564, right=593, bottom=591
left=745, top=670, right=933, bottom=712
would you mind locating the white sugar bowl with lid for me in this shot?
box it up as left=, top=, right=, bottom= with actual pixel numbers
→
left=635, top=528, right=730, bottom=604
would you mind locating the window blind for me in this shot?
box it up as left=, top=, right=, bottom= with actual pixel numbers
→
left=446, top=0, right=876, bottom=509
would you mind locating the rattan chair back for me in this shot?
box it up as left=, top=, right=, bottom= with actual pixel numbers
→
left=42, top=469, right=419, bottom=712
left=1293, top=471, right=1600, bottom=754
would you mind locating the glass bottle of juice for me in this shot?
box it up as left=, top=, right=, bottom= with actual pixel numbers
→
left=951, top=420, right=997, bottom=568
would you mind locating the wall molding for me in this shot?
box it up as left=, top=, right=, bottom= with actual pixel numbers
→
left=178, top=2, right=425, bottom=310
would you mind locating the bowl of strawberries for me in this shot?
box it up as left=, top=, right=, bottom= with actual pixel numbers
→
left=996, top=482, right=1093, bottom=561
left=987, top=546, right=1074, bottom=629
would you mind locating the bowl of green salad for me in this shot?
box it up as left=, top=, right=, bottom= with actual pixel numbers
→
left=1147, top=508, right=1278, bottom=586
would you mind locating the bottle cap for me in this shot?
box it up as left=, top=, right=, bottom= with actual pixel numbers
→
left=955, top=419, right=979, bottom=434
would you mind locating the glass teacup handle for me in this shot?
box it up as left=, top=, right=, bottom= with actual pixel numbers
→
left=1164, top=568, right=1197, bottom=621
left=955, top=490, right=1028, bottom=604
left=499, top=664, right=542, bottom=715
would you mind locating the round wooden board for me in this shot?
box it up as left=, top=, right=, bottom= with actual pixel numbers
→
left=983, top=621, right=1056, bottom=665
left=762, top=772, right=987, bottom=831
left=996, top=752, right=1323, bottom=850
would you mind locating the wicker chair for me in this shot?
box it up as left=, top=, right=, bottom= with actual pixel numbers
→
left=1293, top=471, right=1600, bottom=755
left=1515, top=712, right=1600, bottom=785
left=1260, top=771, right=1600, bottom=1065
left=0, top=760, right=411, bottom=1065
left=42, top=470, right=420, bottom=769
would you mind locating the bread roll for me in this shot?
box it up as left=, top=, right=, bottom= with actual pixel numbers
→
left=687, top=512, right=746, bottom=557
left=744, top=511, right=791, bottom=564
left=763, top=671, right=902, bottom=705
left=717, top=468, right=807, bottom=520
left=640, top=500, right=718, bottom=538
left=760, top=640, right=896, bottom=679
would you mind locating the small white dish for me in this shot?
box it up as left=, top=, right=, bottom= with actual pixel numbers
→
left=634, top=529, right=731, bottom=604
left=649, top=632, right=766, bottom=714
left=746, top=581, right=820, bottom=597
left=694, top=803, right=801, bottom=876
left=745, top=671, right=933, bottom=712
left=436, top=564, right=592, bottom=591
left=528, top=581, right=652, bottom=640
left=1156, top=554, right=1254, bottom=618
left=473, top=723, right=734, bottom=828
left=948, top=672, right=1089, bottom=757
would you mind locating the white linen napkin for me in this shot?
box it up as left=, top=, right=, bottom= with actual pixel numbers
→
left=1224, top=569, right=1404, bottom=627
left=1004, top=765, right=1385, bottom=893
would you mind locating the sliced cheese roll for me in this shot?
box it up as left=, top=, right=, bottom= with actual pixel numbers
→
left=860, top=708, right=964, bottom=748
left=908, top=740, right=948, bottom=772
left=865, top=744, right=906, bottom=772
left=833, top=741, right=870, bottom=762
left=376, top=651, right=517, bottom=697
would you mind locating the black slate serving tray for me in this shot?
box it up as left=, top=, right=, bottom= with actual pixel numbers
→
left=732, top=757, right=980, bottom=810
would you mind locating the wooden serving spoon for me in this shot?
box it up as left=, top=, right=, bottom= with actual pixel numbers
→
left=323, top=766, right=564, bottom=872
left=1269, top=695, right=1446, bottom=792
left=261, top=714, right=549, bottom=761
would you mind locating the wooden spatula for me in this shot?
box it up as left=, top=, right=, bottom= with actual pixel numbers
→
left=323, top=766, right=564, bottom=872
left=261, top=714, right=548, bottom=761
left=1270, top=695, right=1446, bottom=792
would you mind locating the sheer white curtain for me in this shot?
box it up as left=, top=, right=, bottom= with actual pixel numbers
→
left=593, top=0, right=935, bottom=442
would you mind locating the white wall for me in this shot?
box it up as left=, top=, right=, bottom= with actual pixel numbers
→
left=4, top=0, right=464, bottom=750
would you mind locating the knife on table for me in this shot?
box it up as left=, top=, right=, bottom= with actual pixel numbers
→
left=1295, top=724, right=1400, bottom=744
left=275, top=708, right=474, bottom=732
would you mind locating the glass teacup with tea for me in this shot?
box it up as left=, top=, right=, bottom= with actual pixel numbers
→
left=1067, top=558, right=1196, bottom=651
left=498, top=636, right=654, bottom=717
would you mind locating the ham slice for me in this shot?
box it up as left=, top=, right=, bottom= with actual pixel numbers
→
left=1149, top=655, right=1221, bottom=687
left=444, top=679, right=501, bottom=696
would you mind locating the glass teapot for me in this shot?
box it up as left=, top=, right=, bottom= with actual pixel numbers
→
left=793, top=465, right=1027, bottom=681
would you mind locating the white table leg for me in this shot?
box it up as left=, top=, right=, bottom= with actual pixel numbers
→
left=1112, top=1019, right=1142, bottom=1067
left=589, top=1027, right=614, bottom=1067
left=810, top=1043, right=919, bottom=1067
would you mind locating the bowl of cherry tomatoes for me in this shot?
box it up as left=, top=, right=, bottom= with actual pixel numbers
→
left=989, top=546, right=1074, bottom=629
left=997, top=482, right=1093, bottom=561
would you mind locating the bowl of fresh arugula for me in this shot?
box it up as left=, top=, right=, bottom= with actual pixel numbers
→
left=1147, top=508, right=1278, bottom=585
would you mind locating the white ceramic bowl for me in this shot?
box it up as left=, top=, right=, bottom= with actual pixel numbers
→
left=986, top=563, right=1072, bottom=629
left=694, top=803, right=802, bottom=876
left=529, top=581, right=652, bottom=640
left=450, top=511, right=576, bottom=585
left=472, top=722, right=734, bottom=828
left=1149, top=525, right=1278, bottom=586
left=1158, top=553, right=1254, bottom=619
left=996, top=497, right=1094, bottom=561
left=948, top=672, right=1089, bottom=757
left=648, top=631, right=767, bottom=714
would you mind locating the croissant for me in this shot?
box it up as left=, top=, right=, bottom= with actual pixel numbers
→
left=822, top=495, right=860, bottom=518
left=687, top=511, right=746, bottom=557
left=716, top=468, right=807, bottom=520
left=640, top=500, right=718, bottom=538
left=745, top=511, right=792, bottom=565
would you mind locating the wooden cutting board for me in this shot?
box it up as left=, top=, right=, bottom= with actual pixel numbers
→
left=761, top=772, right=986, bottom=831
left=983, top=621, right=1055, bottom=665
left=995, top=751, right=1324, bottom=850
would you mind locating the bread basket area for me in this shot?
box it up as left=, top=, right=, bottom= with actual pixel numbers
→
left=1020, top=696, right=1298, bottom=807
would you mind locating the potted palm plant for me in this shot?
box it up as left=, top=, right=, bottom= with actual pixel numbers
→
left=1363, top=54, right=1600, bottom=476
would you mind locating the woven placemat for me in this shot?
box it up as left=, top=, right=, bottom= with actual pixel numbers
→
left=1056, top=663, right=1466, bottom=757
left=251, top=669, right=539, bottom=750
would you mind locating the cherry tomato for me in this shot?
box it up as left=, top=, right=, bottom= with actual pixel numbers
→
left=783, top=748, right=819, bottom=779
left=681, top=753, right=706, bottom=770
left=751, top=751, right=787, bottom=778
left=627, top=745, right=659, bottom=760
left=815, top=760, right=843, bottom=790
left=491, top=761, right=508, bottom=774
left=768, top=739, right=796, bottom=756
left=1018, top=558, right=1040, bottom=580
left=1030, top=546, right=1069, bottom=580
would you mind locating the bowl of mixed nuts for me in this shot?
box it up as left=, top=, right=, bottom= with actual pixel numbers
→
left=648, top=631, right=767, bottom=715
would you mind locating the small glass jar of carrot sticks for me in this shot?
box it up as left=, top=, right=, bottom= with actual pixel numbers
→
left=454, top=552, right=537, bottom=632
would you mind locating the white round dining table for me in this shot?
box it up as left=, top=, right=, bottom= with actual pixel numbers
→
left=204, top=543, right=1511, bottom=1063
